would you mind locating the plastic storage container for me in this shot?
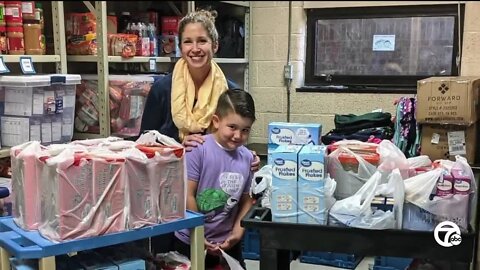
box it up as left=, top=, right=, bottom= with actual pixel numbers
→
left=242, top=228, right=260, bottom=260
left=373, top=256, right=413, bottom=270
left=50, top=74, right=81, bottom=143
left=0, top=74, right=80, bottom=147
left=299, top=251, right=363, bottom=269
left=74, top=74, right=154, bottom=137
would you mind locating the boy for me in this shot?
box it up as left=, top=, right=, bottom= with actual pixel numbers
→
left=174, top=89, right=256, bottom=269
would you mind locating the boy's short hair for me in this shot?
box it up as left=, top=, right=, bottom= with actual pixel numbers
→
left=215, top=89, right=256, bottom=121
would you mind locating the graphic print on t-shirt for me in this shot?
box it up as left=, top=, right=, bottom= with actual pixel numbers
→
left=196, top=172, right=243, bottom=221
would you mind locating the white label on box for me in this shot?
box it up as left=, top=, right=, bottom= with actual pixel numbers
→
left=304, top=204, right=320, bottom=212
left=44, top=91, right=56, bottom=114
left=30, top=123, right=41, bottom=141
left=52, top=121, right=62, bottom=141
left=1, top=117, right=30, bottom=146
left=277, top=194, right=293, bottom=203
left=4, top=88, right=33, bottom=116
left=431, top=133, right=440, bottom=144
left=303, top=196, right=320, bottom=204
left=277, top=203, right=293, bottom=211
left=63, top=95, right=75, bottom=108
left=447, top=131, right=466, bottom=156
left=41, top=122, right=52, bottom=143
left=33, top=93, right=44, bottom=115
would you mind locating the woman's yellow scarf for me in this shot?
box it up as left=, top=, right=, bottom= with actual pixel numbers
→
left=171, top=58, right=228, bottom=141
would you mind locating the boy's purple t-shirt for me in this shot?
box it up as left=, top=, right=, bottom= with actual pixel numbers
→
left=175, top=134, right=253, bottom=245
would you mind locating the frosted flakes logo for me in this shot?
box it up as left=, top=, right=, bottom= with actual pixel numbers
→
left=434, top=221, right=462, bottom=247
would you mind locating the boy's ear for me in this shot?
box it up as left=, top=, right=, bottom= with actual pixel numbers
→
left=212, top=114, right=220, bottom=129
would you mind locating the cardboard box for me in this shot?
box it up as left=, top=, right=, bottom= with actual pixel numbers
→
left=267, top=122, right=322, bottom=164
left=417, top=77, right=480, bottom=125
left=298, top=145, right=327, bottom=225
left=420, top=123, right=477, bottom=163
left=271, top=145, right=302, bottom=224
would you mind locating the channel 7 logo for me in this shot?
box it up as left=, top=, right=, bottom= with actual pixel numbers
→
left=434, top=221, right=462, bottom=247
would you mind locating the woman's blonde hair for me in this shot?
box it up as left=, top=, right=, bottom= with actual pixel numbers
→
left=178, top=9, right=219, bottom=46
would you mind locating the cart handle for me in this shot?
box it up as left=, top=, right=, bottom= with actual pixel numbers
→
left=0, top=231, right=43, bottom=258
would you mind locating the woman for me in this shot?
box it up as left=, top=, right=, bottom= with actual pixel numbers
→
left=143, top=9, right=260, bottom=261
left=141, top=9, right=257, bottom=154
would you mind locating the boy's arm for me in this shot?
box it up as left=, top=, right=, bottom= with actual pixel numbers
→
left=219, top=193, right=254, bottom=250
left=186, top=180, right=199, bottom=212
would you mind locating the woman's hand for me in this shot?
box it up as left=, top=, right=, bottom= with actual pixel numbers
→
left=250, top=150, right=261, bottom=172
left=183, top=133, right=205, bottom=152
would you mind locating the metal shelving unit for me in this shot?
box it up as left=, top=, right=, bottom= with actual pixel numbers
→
left=220, top=1, right=250, bottom=7
left=0, top=148, right=10, bottom=159
left=0, top=1, right=67, bottom=157
left=69, top=1, right=251, bottom=140
left=1, top=55, right=61, bottom=63
left=68, top=55, right=249, bottom=64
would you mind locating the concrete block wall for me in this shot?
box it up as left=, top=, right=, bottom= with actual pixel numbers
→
left=248, top=1, right=480, bottom=144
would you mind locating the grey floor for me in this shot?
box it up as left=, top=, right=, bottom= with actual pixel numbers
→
left=245, top=257, right=375, bottom=270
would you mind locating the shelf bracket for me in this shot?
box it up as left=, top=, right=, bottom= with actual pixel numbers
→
left=83, top=1, right=95, bottom=14
left=168, top=1, right=182, bottom=16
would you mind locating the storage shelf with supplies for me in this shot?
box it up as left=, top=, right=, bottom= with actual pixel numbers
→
left=66, top=1, right=251, bottom=139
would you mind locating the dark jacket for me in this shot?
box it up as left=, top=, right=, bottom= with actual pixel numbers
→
left=140, top=73, right=239, bottom=142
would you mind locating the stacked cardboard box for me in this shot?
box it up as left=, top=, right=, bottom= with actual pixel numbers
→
left=417, top=77, right=480, bottom=163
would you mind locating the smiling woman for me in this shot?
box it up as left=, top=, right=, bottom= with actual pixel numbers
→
left=140, top=9, right=234, bottom=146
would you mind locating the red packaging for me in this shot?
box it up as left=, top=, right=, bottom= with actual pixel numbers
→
left=161, top=16, right=181, bottom=34
left=6, top=26, right=24, bottom=51
left=136, top=144, right=185, bottom=222
left=337, top=152, right=380, bottom=173
left=0, top=26, right=7, bottom=54
left=5, top=1, right=22, bottom=26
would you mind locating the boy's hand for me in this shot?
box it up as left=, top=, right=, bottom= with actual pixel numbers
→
left=205, top=240, right=221, bottom=256
left=219, top=231, right=243, bottom=251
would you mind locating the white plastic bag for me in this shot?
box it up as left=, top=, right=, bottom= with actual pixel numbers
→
left=377, top=140, right=410, bottom=179
left=249, top=165, right=272, bottom=208
left=328, top=146, right=377, bottom=200
left=155, top=251, right=190, bottom=270
left=404, top=156, right=475, bottom=231
left=407, top=155, right=432, bottom=169
left=329, top=168, right=404, bottom=230
left=220, top=249, right=244, bottom=270
left=136, top=130, right=183, bottom=147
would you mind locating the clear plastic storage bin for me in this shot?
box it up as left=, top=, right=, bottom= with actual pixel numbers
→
left=0, top=74, right=80, bottom=147
left=75, top=74, right=154, bottom=137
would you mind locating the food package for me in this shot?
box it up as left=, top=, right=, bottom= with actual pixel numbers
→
left=108, top=34, right=137, bottom=58
left=74, top=75, right=154, bottom=137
